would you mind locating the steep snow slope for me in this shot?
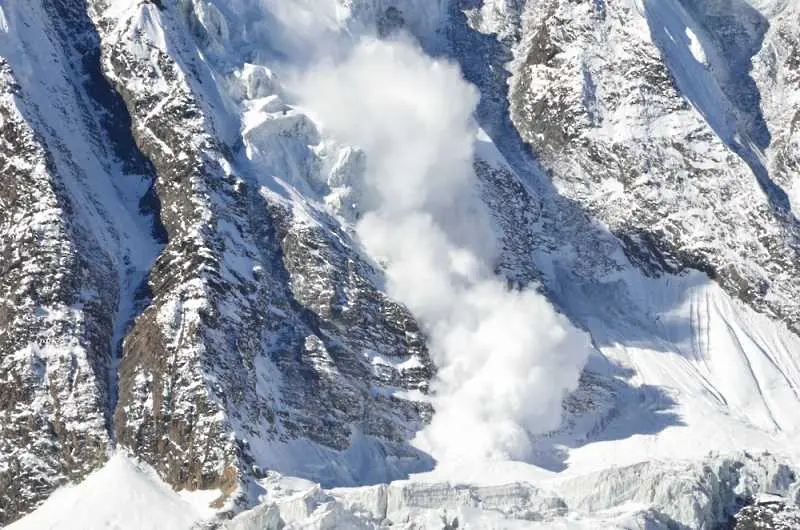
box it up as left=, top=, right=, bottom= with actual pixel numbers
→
left=6, top=453, right=214, bottom=530
left=552, top=273, right=800, bottom=476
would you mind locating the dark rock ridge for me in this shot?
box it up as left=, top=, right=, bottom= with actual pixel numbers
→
left=0, top=0, right=165, bottom=520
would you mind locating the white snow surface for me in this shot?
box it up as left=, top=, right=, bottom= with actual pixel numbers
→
left=6, top=454, right=215, bottom=530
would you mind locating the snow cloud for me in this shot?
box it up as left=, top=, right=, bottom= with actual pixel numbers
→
left=294, top=37, right=589, bottom=463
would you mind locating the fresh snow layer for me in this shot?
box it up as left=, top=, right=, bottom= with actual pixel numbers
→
left=6, top=454, right=214, bottom=530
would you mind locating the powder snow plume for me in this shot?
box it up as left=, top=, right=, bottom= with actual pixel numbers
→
left=295, top=37, right=590, bottom=463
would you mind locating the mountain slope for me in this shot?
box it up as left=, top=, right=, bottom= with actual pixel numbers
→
left=2, top=0, right=800, bottom=527
left=0, top=0, right=163, bottom=520
left=6, top=453, right=211, bottom=530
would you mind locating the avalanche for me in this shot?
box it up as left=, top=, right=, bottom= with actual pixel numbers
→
left=5, top=0, right=800, bottom=528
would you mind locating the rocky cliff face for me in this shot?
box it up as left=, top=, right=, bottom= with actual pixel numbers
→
left=0, top=0, right=162, bottom=520
left=3, top=0, right=800, bottom=526
left=0, top=0, right=436, bottom=522
left=502, top=0, right=800, bottom=331
left=90, top=0, right=435, bottom=504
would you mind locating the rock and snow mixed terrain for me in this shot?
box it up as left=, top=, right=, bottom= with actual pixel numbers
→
left=2, top=0, right=800, bottom=528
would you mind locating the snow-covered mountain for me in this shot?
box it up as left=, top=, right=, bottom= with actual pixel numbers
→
left=2, top=0, right=800, bottom=528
